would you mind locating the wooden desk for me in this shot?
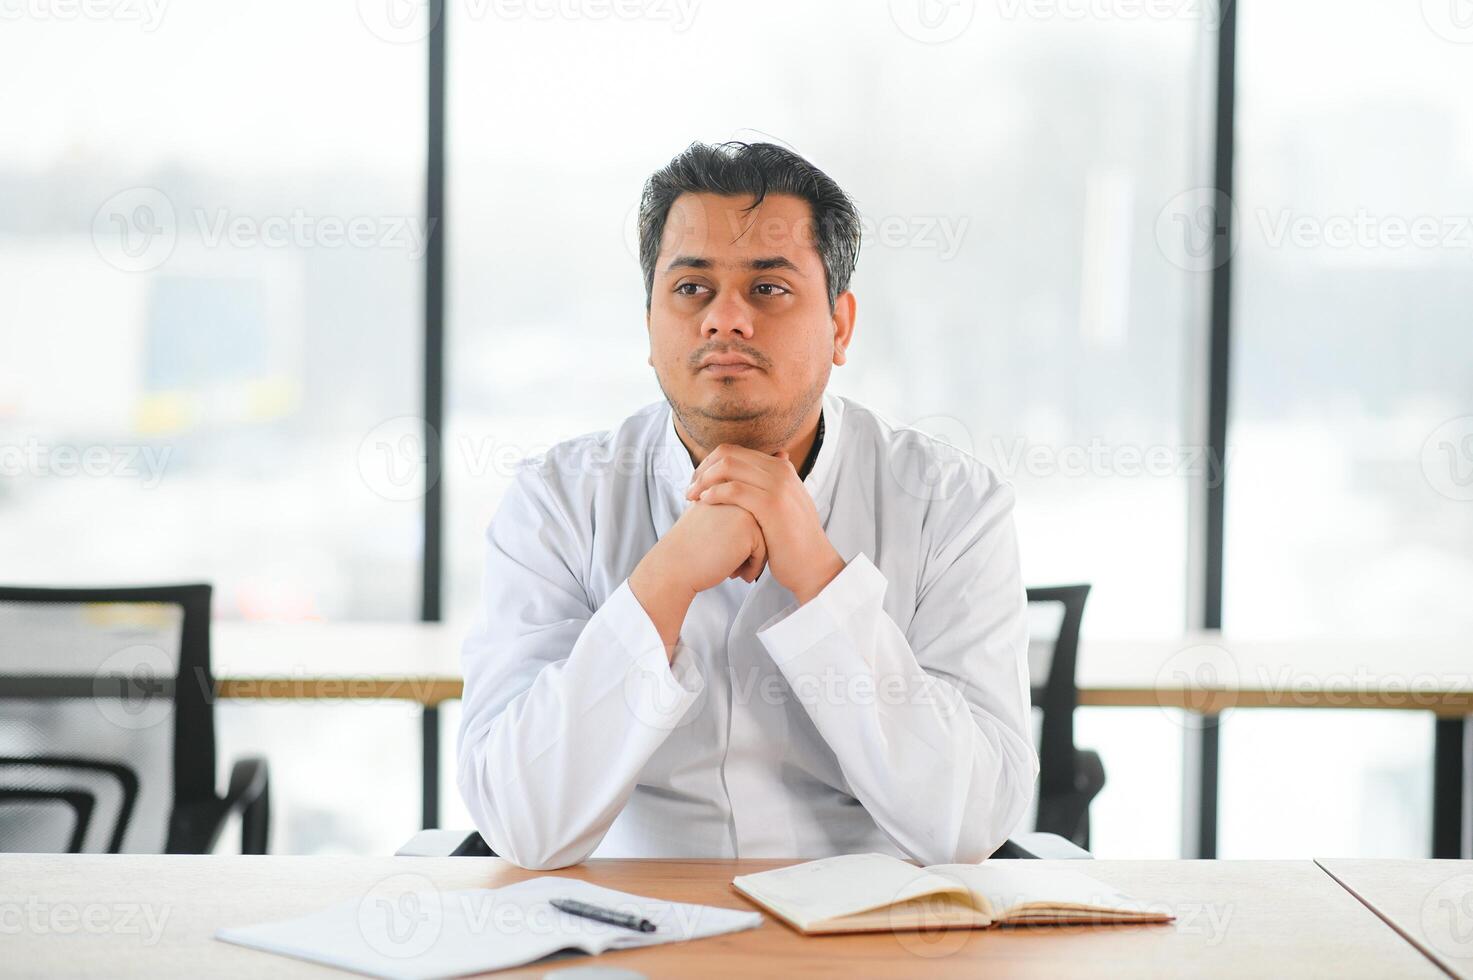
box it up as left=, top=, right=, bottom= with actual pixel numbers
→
left=1317, top=858, right=1473, bottom=979
left=0, top=855, right=1442, bottom=978
left=211, top=623, right=1473, bottom=859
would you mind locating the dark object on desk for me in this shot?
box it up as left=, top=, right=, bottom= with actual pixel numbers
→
left=396, top=829, right=1092, bottom=860
left=0, top=583, right=270, bottom=854
left=1027, top=583, right=1105, bottom=849
left=552, top=898, right=657, bottom=933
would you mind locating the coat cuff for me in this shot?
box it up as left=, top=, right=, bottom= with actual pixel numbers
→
left=754, top=553, right=888, bottom=668
left=598, top=580, right=705, bottom=731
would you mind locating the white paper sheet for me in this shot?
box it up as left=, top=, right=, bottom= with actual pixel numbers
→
left=216, top=875, right=764, bottom=980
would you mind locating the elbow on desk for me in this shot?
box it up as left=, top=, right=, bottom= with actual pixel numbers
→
left=455, top=749, right=597, bottom=871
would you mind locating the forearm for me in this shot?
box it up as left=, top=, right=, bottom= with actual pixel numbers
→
left=628, top=551, right=696, bottom=657
left=458, top=581, right=703, bottom=869
left=757, top=555, right=1037, bottom=864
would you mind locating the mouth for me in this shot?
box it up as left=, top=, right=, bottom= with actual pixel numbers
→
left=697, top=356, right=762, bottom=377
left=700, top=362, right=759, bottom=377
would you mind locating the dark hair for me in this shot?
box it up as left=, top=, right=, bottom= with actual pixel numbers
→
left=637, top=141, right=861, bottom=311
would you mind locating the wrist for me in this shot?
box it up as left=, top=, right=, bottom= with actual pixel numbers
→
left=790, top=551, right=847, bottom=606
left=629, top=550, right=696, bottom=657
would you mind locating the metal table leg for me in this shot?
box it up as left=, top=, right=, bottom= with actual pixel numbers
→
left=1433, top=716, right=1469, bottom=858
left=422, top=704, right=440, bottom=830
left=1182, top=713, right=1221, bottom=859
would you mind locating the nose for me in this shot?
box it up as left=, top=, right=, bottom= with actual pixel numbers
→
left=700, top=290, right=755, bottom=341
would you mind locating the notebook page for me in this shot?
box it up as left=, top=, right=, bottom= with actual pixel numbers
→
left=732, top=854, right=969, bottom=928
left=928, top=864, right=1158, bottom=919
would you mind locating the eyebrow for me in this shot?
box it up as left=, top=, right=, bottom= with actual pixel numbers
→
left=664, top=255, right=804, bottom=275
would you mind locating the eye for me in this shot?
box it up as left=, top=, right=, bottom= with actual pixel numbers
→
left=753, top=282, right=790, bottom=296
left=674, top=282, right=710, bottom=296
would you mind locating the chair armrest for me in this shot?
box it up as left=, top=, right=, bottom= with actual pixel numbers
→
left=396, top=829, right=495, bottom=857
left=221, top=756, right=271, bottom=854
left=994, top=832, right=1093, bottom=860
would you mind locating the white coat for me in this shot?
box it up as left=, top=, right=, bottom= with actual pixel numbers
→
left=457, top=392, right=1037, bottom=870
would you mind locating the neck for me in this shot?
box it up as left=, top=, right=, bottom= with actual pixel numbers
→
left=673, top=402, right=823, bottom=468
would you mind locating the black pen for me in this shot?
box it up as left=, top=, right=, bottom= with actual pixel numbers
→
left=550, top=898, right=657, bottom=933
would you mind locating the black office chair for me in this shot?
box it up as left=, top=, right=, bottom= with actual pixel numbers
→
left=0, top=584, right=270, bottom=854
left=1026, top=584, right=1105, bottom=849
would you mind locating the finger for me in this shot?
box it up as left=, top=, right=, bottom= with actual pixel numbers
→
left=738, top=527, right=769, bottom=583
left=689, top=444, right=787, bottom=490
left=696, top=479, right=768, bottom=519
left=687, top=455, right=780, bottom=500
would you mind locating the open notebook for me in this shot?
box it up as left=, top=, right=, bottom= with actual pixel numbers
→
left=732, top=853, right=1172, bottom=935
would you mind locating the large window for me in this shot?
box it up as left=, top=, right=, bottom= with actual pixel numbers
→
left=1217, top=0, right=1473, bottom=856
left=442, top=1, right=1211, bottom=854
left=0, top=3, right=427, bottom=853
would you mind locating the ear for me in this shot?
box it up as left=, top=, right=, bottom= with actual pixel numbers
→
left=830, top=291, right=857, bottom=367
left=646, top=308, right=654, bottom=367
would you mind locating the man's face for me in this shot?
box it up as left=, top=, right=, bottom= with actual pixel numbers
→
left=646, top=191, right=855, bottom=452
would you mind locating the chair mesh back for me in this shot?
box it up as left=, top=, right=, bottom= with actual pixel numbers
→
left=0, top=600, right=180, bottom=853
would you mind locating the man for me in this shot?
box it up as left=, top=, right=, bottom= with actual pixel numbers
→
left=458, top=142, right=1036, bottom=871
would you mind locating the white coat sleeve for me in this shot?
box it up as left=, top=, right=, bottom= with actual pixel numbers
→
left=754, top=468, right=1038, bottom=866
left=456, top=464, right=704, bottom=870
